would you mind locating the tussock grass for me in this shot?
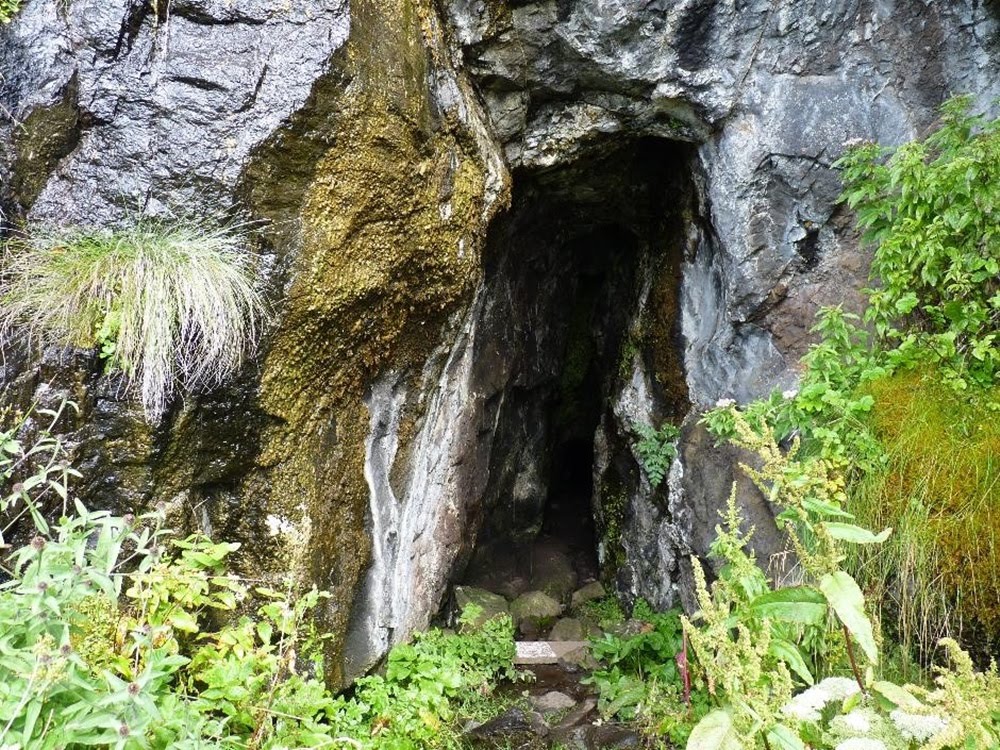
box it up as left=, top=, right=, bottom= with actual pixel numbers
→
left=0, top=0, right=22, bottom=24
left=847, top=368, right=1000, bottom=668
left=0, top=220, right=267, bottom=421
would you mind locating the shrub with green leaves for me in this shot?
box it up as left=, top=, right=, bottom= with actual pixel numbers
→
left=682, top=410, right=1000, bottom=750
left=585, top=601, right=685, bottom=719
left=0, top=219, right=267, bottom=421
left=838, top=95, right=1000, bottom=390
left=680, top=408, right=895, bottom=750
left=701, top=98, right=1000, bottom=663
left=328, top=608, right=520, bottom=749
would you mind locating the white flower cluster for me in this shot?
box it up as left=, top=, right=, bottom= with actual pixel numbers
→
left=715, top=397, right=736, bottom=408
left=890, top=709, right=949, bottom=742
left=835, top=739, right=888, bottom=750
left=782, top=388, right=798, bottom=400
left=839, top=709, right=874, bottom=733
left=782, top=677, right=862, bottom=722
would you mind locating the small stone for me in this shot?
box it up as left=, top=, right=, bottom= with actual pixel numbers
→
left=570, top=581, right=606, bottom=609
left=548, top=617, right=585, bottom=641
left=530, top=690, right=577, bottom=714
left=554, top=697, right=598, bottom=731
left=607, top=618, right=650, bottom=639
left=558, top=643, right=600, bottom=671
left=454, top=586, right=509, bottom=628
left=466, top=707, right=549, bottom=744
left=495, top=574, right=530, bottom=601
left=510, top=590, right=563, bottom=628
left=586, top=724, right=643, bottom=749
left=551, top=725, right=590, bottom=750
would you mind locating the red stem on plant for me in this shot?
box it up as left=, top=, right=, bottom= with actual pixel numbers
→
left=842, top=623, right=867, bottom=696
left=677, top=630, right=692, bottom=709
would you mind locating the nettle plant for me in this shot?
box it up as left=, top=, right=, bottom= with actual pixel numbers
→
left=0, top=218, right=267, bottom=421
left=838, top=95, right=1000, bottom=391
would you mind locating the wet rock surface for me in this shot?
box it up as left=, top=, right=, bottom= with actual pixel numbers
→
left=441, top=0, right=1000, bottom=613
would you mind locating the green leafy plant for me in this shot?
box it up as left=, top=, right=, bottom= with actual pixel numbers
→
left=838, top=96, right=1000, bottom=390
left=0, top=218, right=267, bottom=421
left=0, top=0, right=21, bottom=23
left=639, top=681, right=713, bottom=748
left=682, top=409, right=897, bottom=750
left=326, top=606, right=520, bottom=749
left=585, top=602, right=686, bottom=719
left=700, top=99, right=1000, bottom=667
left=634, top=421, right=681, bottom=488
left=0, top=402, right=520, bottom=749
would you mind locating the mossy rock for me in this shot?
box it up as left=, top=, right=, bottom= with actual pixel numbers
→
left=455, top=586, right=510, bottom=628
left=510, top=591, right=563, bottom=632
left=570, top=581, right=607, bottom=610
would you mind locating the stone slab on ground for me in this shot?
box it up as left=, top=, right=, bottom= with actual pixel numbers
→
left=515, top=640, right=589, bottom=665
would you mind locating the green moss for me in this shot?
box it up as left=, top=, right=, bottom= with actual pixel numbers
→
left=241, top=0, right=500, bottom=686
left=849, top=367, right=1000, bottom=658
left=10, top=76, right=83, bottom=211
left=617, top=334, right=639, bottom=380
left=645, top=220, right=690, bottom=416
left=597, top=484, right=629, bottom=582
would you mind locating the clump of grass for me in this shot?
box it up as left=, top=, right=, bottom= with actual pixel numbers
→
left=0, top=0, right=22, bottom=23
left=847, top=367, right=1000, bottom=666
left=0, top=219, right=267, bottom=421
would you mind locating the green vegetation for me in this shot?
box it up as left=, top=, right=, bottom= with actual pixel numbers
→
left=0, top=0, right=21, bottom=23
left=839, top=96, right=1000, bottom=391
left=585, top=600, right=712, bottom=747
left=585, top=602, right=684, bottom=719
left=850, top=370, right=1000, bottom=660
left=0, top=90, right=996, bottom=750
left=680, top=97, right=1000, bottom=748
left=673, top=409, right=1000, bottom=750
left=0, top=405, right=519, bottom=749
left=634, top=421, right=681, bottom=488
left=0, top=219, right=267, bottom=421
left=579, top=595, right=626, bottom=628
left=703, top=96, right=1000, bottom=656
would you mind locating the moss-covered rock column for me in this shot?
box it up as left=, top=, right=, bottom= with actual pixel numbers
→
left=239, top=0, right=507, bottom=686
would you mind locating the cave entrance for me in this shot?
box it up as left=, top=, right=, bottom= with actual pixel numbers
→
left=457, top=137, right=693, bottom=628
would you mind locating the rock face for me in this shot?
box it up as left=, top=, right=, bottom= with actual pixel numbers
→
left=2, top=0, right=999, bottom=681
left=1, top=0, right=507, bottom=685
left=440, top=0, right=1000, bottom=609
